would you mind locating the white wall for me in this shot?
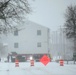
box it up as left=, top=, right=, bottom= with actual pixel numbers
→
left=0, top=42, right=8, bottom=57
left=2, top=20, right=50, bottom=55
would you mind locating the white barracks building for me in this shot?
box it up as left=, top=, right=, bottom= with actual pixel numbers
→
left=1, top=20, right=50, bottom=61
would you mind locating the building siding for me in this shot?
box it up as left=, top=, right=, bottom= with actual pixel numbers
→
left=1, top=20, right=50, bottom=56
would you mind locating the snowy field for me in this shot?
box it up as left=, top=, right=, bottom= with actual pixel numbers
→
left=0, top=61, right=76, bottom=75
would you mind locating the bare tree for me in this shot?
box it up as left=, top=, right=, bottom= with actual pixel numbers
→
left=64, top=5, right=76, bottom=63
left=0, top=0, right=31, bottom=34
left=0, top=0, right=31, bottom=59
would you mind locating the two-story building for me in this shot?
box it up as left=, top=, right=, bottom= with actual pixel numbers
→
left=1, top=20, right=50, bottom=62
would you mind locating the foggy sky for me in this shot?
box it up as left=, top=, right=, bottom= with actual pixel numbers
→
left=28, top=0, right=76, bottom=31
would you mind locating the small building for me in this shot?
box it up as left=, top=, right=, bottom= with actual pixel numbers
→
left=1, top=20, right=50, bottom=62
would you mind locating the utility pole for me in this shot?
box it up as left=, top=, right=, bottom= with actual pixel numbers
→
left=47, top=28, right=50, bottom=57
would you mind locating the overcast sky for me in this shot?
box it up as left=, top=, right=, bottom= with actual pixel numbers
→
left=28, top=0, right=76, bottom=31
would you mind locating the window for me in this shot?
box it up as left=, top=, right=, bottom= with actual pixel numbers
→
left=14, top=43, right=18, bottom=48
left=37, top=42, right=41, bottom=47
left=37, top=30, right=41, bottom=35
left=14, top=30, right=18, bottom=36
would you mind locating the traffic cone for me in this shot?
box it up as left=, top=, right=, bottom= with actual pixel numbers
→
left=15, top=59, right=19, bottom=67
left=60, top=59, right=64, bottom=66
left=30, top=59, right=34, bottom=66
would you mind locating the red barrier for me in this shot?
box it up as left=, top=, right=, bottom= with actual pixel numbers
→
left=15, top=59, right=19, bottom=67
left=60, top=59, right=64, bottom=66
left=30, top=60, right=34, bottom=66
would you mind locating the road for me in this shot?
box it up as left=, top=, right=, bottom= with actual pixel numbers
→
left=0, top=62, right=76, bottom=75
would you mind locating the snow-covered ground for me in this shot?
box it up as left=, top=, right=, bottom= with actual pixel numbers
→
left=0, top=61, right=76, bottom=75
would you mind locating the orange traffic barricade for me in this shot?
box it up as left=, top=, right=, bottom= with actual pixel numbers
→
left=60, top=59, right=64, bottom=66
left=15, top=59, right=19, bottom=67
left=30, top=59, right=34, bottom=66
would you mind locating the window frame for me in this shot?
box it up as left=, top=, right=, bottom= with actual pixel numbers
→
left=14, top=30, right=18, bottom=36
left=37, top=30, right=41, bottom=36
left=37, top=42, right=41, bottom=47
left=14, top=42, right=19, bottom=48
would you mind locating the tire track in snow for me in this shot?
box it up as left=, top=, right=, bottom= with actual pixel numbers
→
left=21, top=67, right=53, bottom=75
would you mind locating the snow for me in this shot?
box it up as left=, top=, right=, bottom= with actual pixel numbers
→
left=0, top=61, right=76, bottom=75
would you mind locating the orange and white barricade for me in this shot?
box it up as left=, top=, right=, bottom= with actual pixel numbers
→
left=15, top=59, right=19, bottom=67
left=59, top=59, right=64, bottom=66
left=30, top=59, right=34, bottom=66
